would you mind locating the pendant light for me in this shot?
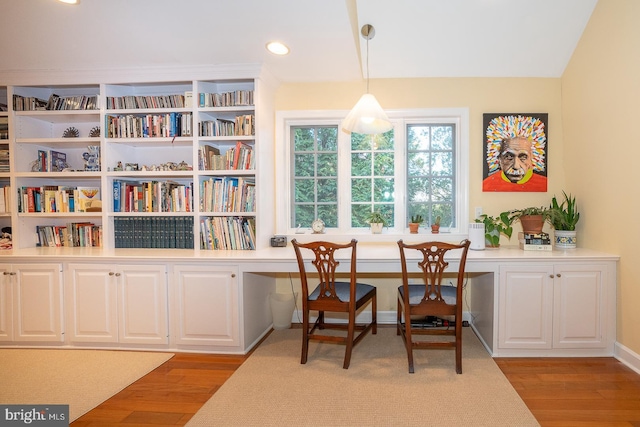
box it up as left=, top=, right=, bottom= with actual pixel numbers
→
left=342, top=24, right=392, bottom=135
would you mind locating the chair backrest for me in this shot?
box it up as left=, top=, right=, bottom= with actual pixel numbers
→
left=291, top=239, right=357, bottom=303
left=397, top=239, right=471, bottom=313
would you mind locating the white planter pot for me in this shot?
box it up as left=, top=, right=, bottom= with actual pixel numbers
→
left=370, top=223, right=383, bottom=234
left=554, top=230, right=577, bottom=249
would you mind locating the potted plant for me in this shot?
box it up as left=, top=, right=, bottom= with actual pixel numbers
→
left=366, top=210, right=387, bottom=234
left=510, top=206, right=552, bottom=235
left=431, top=215, right=441, bottom=234
left=408, top=214, right=423, bottom=234
left=475, top=212, right=513, bottom=248
left=549, top=191, right=580, bottom=249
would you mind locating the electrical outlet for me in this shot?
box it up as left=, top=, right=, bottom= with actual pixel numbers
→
left=474, top=207, right=483, bottom=218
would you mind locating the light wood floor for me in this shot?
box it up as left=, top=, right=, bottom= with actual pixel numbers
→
left=71, top=335, right=640, bottom=426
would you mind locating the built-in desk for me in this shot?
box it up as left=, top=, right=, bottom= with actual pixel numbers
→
left=0, top=245, right=618, bottom=357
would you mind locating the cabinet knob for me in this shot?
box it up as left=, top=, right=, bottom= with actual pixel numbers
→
left=556, top=273, right=561, bottom=278
left=231, top=273, right=236, bottom=278
left=109, top=272, right=115, bottom=276
left=3, top=271, right=9, bottom=275
left=549, top=274, right=554, bottom=278
left=115, top=273, right=121, bottom=277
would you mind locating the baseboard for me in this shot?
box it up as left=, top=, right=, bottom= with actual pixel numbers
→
left=614, top=341, right=640, bottom=375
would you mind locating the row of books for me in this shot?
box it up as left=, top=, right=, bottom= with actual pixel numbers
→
left=36, top=149, right=67, bottom=172
left=46, top=94, right=98, bottom=111
left=18, top=186, right=100, bottom=213
left=0, top=186, right=11, bottom=213
left=200, top=216, right=256, bottom=250
left=198, top=141, right=254, bottom=171
left=0, top=146, right=8, bottom=172
left=113, top=180, right=193, bottom=213
left=199, top=114, right=254, bottom=137
left=518, top=232, right=552, bottom=251
left=200, top=176, right=255, bottom=213
left=105, top=113, right=193, bottom=138
left=106, top=94, right=186, bottom=110
left=12, top=94, right=98, bottom=111
left=198, top=90, right=254, bottom=108
left=114, top=216, right=194, bottom=249
left=0, top=117, right=7, bottom=140
left=36, top=222, right=102, bottom=247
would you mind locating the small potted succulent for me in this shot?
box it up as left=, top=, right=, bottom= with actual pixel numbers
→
left=430, top=215, right=441, bottom=234
left=408, top=214, right=423, bottom=234
left=366, top=210, right=387, bottom=234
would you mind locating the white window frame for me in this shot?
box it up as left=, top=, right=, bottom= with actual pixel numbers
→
left=274, top=108, right=469, bottom=242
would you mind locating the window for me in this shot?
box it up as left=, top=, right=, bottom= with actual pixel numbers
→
left=276, top=109, right=469, bottom=237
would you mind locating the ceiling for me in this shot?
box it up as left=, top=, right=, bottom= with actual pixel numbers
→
left=0, top=0, right=598, bottom=84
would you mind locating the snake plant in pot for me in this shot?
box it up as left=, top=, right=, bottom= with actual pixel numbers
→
left=549, top=191, right=580, bottom=249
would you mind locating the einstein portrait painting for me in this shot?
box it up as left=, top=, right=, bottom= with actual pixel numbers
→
left=482, top=113, right=548, bottom=192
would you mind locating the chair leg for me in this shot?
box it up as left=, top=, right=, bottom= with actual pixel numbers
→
left=455, top=322, right=462, bottom=374
left=343, top=312, right=356, bottom=369
left=301, top=309, right=309, bottom=365
left=396, top=298, right=402, bottom=336
left=372, top=293, right=377, bottom=334
left=405, top=325, right=415, bottom=374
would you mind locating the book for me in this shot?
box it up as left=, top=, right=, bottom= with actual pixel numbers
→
left=49, top=150, right=67, bottom=172
left=76, top=186, right=101, bottom=212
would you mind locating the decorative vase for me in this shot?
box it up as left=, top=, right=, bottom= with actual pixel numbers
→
left=431, top=224, right=440, bottom=234
left=519, top=215, right=544, bottom=234
left=554, top=230, right=577, bottom=249
left=370, top=223, right=383, bottom=234
left=485, top=229, right=500, bottom=248
left=409, top=223, right=420, bottom=234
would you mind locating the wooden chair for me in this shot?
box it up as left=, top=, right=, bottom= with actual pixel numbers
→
left=291, top=239, right=377, bottom=369
left=397, top=239, right=471, bottom=373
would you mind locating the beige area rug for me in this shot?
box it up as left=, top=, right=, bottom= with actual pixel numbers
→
left=0, top=349, right=173, bottom=422
left=187, top=327, right=538, bottom=427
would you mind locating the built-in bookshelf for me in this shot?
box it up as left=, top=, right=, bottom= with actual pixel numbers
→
left=0, top=85, right=11, bottom=249
left=2, top=76, right=264, bottom=251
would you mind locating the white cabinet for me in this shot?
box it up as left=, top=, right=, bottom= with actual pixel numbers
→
left=172, top=264, right=239, bottom=348
left=65, top=263, right=168, bottom=346
left=0, top=263, right=63, bottom=343
left=498, top=263, right=612, bottom=354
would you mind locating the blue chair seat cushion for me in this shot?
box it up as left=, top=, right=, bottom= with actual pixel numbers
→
left=310, top=282, right=375, bottom=302
left=398, top=284, right=457, bottom=305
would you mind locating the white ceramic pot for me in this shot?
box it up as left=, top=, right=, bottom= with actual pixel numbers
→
left=370, top=223, right=383, bottom=234
left=554, top=230, right=577, bottom=249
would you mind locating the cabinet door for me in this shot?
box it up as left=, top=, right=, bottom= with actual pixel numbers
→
left=0, top=264, right=13, bottom=341
left=118, top=264, right=168, bottom=345
left=498, top=265, right=554, bottom=349
left=12, top=263, right=63, bottom=342
left=172, top=264, right=239, bottom=347
left=553, top=264, right=607, bottom=348
left=65, top=263, right=118, bottom=343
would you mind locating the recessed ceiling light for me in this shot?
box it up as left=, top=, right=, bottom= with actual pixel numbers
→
left=266, top=42, right=290, bottom=56
left=57, top=0, right=80, bottom=4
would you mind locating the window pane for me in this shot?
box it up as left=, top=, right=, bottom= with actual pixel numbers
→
left=317, top=153, right=337, bottom=176
left=291, top=125, right=339, bottom=228
left=373, top=152, right=394, bottom=176
left=294, top=128, right=315, bottom=151
left=294, top=153, right=314, bottom=176
left=317, top=178, right=337, bottom=202
left=406, top=123, right=456, bottom=227
left=351, top=178, right=371, bottom=202
left=351, top=152, right=371, bottom=176
left=373, top=177, right=394, bottom=202
left=294, top=178, right=315, bottom=203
